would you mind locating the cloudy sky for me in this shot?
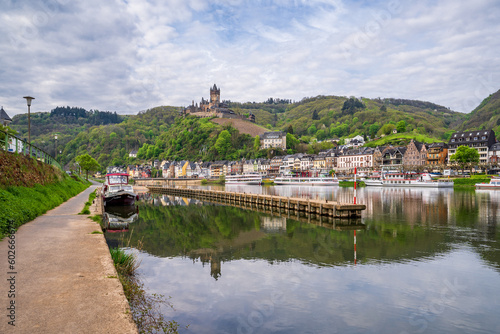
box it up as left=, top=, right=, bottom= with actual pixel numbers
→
left=1, top=0, right=499, bottom=117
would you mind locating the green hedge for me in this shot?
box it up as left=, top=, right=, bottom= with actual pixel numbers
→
left=453, top=177, right=490, bottom=187
left=0, top=177, right=89, bottom=239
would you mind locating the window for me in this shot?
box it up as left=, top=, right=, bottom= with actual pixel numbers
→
left=482, top=136, right=486, bottom=140
left=451, top=139, right=455, bottom=142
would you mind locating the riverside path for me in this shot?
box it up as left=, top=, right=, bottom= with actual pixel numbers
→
left=0, top=183, right=137, bottom=333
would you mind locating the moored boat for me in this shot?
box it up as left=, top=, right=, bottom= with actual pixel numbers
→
left=102, top=173, right=138, bottom=206
left=475, top=177, right=500, bottom=189
left=225, top=173, right=263, bottom=185
left=382, top=172, right=454, bottom=188
left=274, top=175, right=339, bottom=186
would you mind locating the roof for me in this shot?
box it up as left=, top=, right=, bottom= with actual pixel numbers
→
left=0, top=107, right=12, bottom=122
left=261, top=131, right=286, bottom=139
left=449, top=130, right=496, bottom=144
left=490, top=142, right=500, bottom=151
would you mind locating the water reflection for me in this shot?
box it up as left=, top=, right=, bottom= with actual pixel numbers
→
left=104, top=188, right=500, bottom=334
left=102, top=205, right=138, bottom=233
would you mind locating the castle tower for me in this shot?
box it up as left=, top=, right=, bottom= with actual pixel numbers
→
left=210, top=84, right=220, bottom=106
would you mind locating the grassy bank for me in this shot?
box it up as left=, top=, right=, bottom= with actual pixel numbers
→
left=109, top=248, right=182, bottom=333
left=339, top=180, right=366, bottom=187
left=0, top=176, right=90, bottom=238
left=0, top=150, right=90, bottom=239
left=453, top=176, right=491, bottom=188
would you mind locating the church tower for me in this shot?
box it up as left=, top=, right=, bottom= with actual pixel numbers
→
left=210, top=84, right=220, bottom=106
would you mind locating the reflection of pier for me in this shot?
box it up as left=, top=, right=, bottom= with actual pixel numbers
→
left=147, top=187, right=366, bottom=218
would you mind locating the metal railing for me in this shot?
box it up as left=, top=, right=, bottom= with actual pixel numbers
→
left=0, top=128, right=62, bottom=170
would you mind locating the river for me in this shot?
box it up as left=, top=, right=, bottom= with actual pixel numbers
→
left=105, top=185, right=500, bottom=334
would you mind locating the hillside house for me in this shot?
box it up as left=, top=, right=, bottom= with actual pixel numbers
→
left=260, top=131, right=287, bottom=150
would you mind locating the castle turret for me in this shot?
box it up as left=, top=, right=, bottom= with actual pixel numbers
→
left=210, top=84, right=220, bottom=105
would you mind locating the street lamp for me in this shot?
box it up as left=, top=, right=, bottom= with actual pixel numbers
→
left=54, top=134, right=58, bottom=160
left=23, top=96, right=35, bottom=154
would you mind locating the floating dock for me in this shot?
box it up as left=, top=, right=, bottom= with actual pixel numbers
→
left=147, top=186, right=366, bottom=218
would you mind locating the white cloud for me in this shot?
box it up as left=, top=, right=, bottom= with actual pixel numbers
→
left=0, top=0, right=499, bottom=117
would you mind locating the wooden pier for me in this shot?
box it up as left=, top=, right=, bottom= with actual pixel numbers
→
left=147, top=186, right=366, bottom=218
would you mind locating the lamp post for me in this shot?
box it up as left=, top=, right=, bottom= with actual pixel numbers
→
left=54, top=134, right=58, bottom=160
left=23, top=96, right=35, bottom=155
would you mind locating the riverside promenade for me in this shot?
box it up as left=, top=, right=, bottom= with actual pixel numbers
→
left=0, top=183, right=137, bottom=333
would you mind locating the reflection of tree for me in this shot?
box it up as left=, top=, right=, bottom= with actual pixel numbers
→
left=106, top=200, right=452, bottom=275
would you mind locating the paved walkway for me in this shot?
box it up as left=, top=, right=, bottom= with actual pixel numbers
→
left=0, top=184, right=137, bottom=333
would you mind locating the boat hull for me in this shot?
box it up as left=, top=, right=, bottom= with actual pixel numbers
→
left=103, top=192, right=137, bottom=206
left=225, top=180, right=262, bottom=185
left=382, top=181, right=454, bottom=188
left=274, top=177, right=339, bottom=186
left=475, top=184, right=500, bottom=190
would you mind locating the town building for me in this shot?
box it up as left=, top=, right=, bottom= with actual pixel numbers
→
left=403, top=140, right=427, bottom=166
left=427, top=143, right=448, bottom=166
left=448, top=130, right=496, bottom=165
left=382, top=147, right=406, bottom=168
left=260, top=131, right=287, bottom=150
left=337, top=147, right=374, bottom=172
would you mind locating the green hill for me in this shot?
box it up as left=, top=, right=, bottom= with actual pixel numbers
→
left=460, top=89, right=500, bottom=136
left=8, top=91, right=494, bottom=169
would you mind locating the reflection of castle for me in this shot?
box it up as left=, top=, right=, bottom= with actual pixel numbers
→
left=183, top=84, right=256, bottom=123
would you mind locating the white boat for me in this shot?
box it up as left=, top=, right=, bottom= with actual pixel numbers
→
left=225, top=173, right=262, bottom=185
left=274, top=175, right=339, bottom=186
left=362, top=176, right=384, bottom=186
left=102, top=173, right=138, bottom=206
left=475, top=177, right=500, bottom=189
left=382, top=173, right=454, bottom=188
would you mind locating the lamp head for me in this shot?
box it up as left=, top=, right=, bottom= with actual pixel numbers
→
left=23, top=96, right=35, bottom=107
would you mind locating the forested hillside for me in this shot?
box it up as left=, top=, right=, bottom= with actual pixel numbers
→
left=8, top=91, right=490, bottom=170
left=232, top=95, right=466, bottom=140
left=459, top=89, right=500, bottom=134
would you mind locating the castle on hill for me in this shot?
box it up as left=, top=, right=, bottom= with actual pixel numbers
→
left=183, top=84, right=255, bottom=123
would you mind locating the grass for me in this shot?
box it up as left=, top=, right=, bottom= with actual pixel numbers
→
left=89, top=214, right=102, bottom=223
left=79, top=189, right=97, bottom=215
left=453, top=177, right=491, bottom=188
left=91, top=230, right=103, bottom=234
left=339, top=181, right=366, bottom=187
left=109, top=247, right=183, bottom=333
left=110, top=247, right=140, bottom=276
left=201, top=178, right=225, bottom=185
left=0, top=176, right=89, bottom=239
left=365, top=133, right=441, bottom=147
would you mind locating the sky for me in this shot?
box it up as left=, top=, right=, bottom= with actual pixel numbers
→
left=1, top=0, right=499, bottom=117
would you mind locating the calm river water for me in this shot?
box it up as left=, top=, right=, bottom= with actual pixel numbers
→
left=105, top=186, right=500, bottom=334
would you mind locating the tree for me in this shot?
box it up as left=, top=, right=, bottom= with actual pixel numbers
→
left=341, top=97, right=365, bottom=115
left=286, top=133, right=299, bottom=150
left=396, top=120, right=407, bottom=133
left=316, top=129, right=327, bottom=141
left=75, top=153, right=101, bottom=180
left=254, top=135, right=261, bottom=151
left=307, top=125, right=317, bottom=136
left=214, top=130, right=232, bottom=158
left=380, top=105, right=387, bottom=112
left=287, top=125, right=293, bottom=134
left=378, top=123, right=396, bottom=136
left=450, top=146, right=480, bottom=173
left=312, top=109, right=319, bottom=120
